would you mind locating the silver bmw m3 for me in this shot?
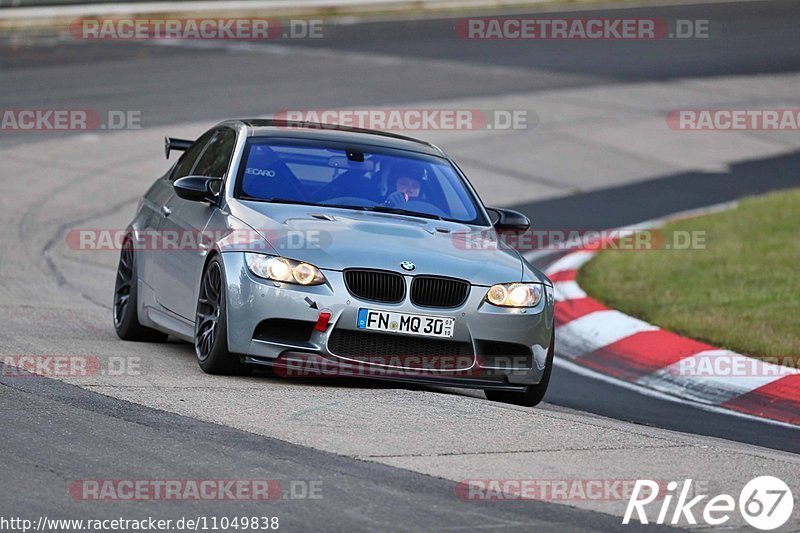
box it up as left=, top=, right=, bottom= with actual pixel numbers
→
left=114, top=119, right=555, bottom=406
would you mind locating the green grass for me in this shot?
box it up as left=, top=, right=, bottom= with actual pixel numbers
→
left=578, top=188, right=800, bottom=361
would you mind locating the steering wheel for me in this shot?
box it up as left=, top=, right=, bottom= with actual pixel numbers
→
left=402, top=200, right=448, bottom=218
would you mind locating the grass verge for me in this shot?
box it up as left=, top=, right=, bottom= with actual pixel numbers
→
left=579, top=188, right=800, bottom=362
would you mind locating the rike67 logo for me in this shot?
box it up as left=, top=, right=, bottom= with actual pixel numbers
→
left=624, top=476, right=794, bottom=530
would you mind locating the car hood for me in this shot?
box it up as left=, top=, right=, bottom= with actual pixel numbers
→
left=228, top=200, right=524, bottom=286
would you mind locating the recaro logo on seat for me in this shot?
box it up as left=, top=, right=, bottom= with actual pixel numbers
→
left=245, top=168, right=276, bottom=177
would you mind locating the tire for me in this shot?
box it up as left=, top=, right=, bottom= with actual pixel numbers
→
left=485, top=332, right=555, bottom=407
left=113, top=237, right=168, bottom=342
left=194, top=256, right=246, bottom=375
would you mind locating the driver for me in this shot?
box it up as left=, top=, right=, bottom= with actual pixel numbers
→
left=384, top=166, right=425, bottom=207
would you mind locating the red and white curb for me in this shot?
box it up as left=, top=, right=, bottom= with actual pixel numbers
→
left=544, top=247, right=800, bottom=428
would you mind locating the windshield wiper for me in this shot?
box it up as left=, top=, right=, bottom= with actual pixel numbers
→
left=366, top=206, right=442, bottom=220
left=258, top=199, right=443, bottom=221
left=241, top=196, right=318, bottom=206
left=319, top=203, right=369, bottom=211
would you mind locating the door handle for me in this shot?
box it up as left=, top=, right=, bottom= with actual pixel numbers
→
left=161, top=205, right=172, bottom=217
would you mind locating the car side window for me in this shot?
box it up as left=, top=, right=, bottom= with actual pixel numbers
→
left=171, top=130, right=215, bottom=181
left=193, top=129, right=237, bottom=179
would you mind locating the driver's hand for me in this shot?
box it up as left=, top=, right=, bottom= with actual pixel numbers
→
left=384, top=191, right=408, bottom=206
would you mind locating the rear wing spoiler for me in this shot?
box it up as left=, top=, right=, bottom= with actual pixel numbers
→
left=164, top=137, right=193, bottom=159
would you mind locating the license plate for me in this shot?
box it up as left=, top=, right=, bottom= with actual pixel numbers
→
left=357, top=308, right=455, bottom=338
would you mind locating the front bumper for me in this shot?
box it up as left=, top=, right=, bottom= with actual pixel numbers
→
left=222, top=252, right=554, bottom=390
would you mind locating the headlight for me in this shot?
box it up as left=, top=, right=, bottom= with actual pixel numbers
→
left=245, top=253, right=326, bottom=285
left=485, top=283, right=543, bottom=307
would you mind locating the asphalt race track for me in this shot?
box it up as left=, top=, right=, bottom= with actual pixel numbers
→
left=1, top=0, right=800, bottom=530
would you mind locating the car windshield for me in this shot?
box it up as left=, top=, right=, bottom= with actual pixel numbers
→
left=235, top=138, right=488, bottom=225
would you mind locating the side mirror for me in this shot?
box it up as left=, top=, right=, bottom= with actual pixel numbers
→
left=173, top=176, right=222, bottom=202
left=487, top=208, right=531, bottom=231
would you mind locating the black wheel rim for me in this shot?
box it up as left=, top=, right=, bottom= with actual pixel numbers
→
left=113, top=240, right=133, bottom=327
left=195, top=262, right=222, bottom=361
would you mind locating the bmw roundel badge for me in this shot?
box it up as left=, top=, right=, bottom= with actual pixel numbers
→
left=400, top=260, right=416, bottom=271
